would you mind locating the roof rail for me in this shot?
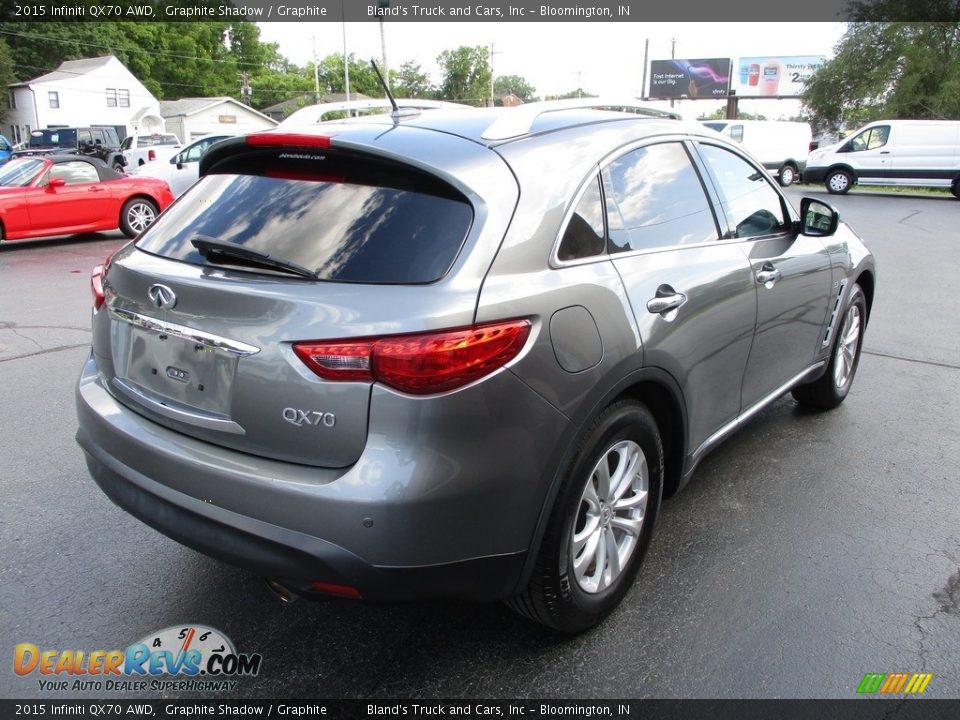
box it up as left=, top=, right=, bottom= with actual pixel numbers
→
left=480, top=98, right=682, bottom=141
left=280, top=99, right=469, bottom=127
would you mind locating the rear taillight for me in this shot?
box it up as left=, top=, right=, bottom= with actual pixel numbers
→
left=90, top=252, right=115, bottom=311
left=293, top=319, right=532, bottom=395
left=148, top=149, right=156, bottom=161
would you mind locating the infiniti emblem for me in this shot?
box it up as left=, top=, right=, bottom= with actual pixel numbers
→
left=148, top=284, right=177, bottom=310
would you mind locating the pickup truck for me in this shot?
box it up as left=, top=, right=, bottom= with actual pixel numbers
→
left=121, top=133, right=182, bottom=169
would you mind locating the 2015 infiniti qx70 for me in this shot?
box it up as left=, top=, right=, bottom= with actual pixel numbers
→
left=76, top=100, right=875, bottom=632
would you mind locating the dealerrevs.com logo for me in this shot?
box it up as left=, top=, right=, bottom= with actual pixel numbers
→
left=13, top=625, right=262, bottom=693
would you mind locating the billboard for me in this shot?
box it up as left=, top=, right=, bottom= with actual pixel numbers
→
left=649, top=58, right=731, bottom=99
left=734, top=56, right=826, bottom=97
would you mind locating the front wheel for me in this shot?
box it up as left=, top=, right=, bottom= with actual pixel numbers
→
left=951, top=179, right=960, bottom=200
left=120, top=198, right=158, bottom=238
left=826, top=169, right=853, bottom=195
left=778, top=163, right=798, bottom=187
left=793, top=283, right=867, bottom=409
left=508, top=399, right=663, bottom=633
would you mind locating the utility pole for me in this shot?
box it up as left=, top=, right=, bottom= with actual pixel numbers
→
left=378, top=0, right=390, bottom=89
left=670, top=38, right=677, bottom=108
left=341, top=0, right=350, bottom=104
left=641, top=38, right=649, bottom=100
left=488, top=43, right=500, bottom=107
left=312, top=36, right=321, bottom=104
left=239, top=72, right=252, bottom=103
left=575, top=71, right=582, bottom=98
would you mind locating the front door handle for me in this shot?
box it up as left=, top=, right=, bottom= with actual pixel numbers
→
left=756, top=264, right=781, bottom=288
left=646, top=286, right=687, bottom=319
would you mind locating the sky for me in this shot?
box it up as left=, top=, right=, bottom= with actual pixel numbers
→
left=257, top=21, right=848, bottom=119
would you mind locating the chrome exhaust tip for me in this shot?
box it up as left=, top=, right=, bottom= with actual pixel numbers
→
left=264, top=578, right=298, bottom=604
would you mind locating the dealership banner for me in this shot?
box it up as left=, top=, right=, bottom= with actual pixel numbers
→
left=649, top=58, right=732, bottom=99
left=734, top=56, right=825, bottom=97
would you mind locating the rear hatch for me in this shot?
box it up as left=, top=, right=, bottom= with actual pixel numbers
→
left=92, top=131, right=508, bottom=468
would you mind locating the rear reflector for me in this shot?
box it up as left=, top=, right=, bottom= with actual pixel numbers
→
left=246, top=133, right=332, bottom=149
left=293, top=319, right=532, bottom=395
left=310, top=581, right=362, bottom=599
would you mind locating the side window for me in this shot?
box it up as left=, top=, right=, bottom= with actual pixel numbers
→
left=698, top=144, right=788, bottom=239
left=121, top=137, right=132, bottom=151
left=78, top=129, right=93, bottom=147
left=602, top=142, right=719, bottom=253
left=557, top=176, right=606, bottom=261
left=849, top=125, right=890, bottom=152
left=184, top=140, right=209, bottom=162
left=730, top=125, right=744, bottom=142
left=50, top=161, right=99, bottom=185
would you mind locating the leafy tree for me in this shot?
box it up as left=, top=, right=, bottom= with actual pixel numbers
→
left=317, top=53, right=385, bottom=98
left=494, top=74, right=536, bottom=103
left=803, top=22, right=960, bottom=130
left=544, top=89, right=597, bottom=100
left=0, top=39, right=13, bottom=126
left=393, top=61, right=434, bottom=98
left=437, top=46, right=490, bottom=106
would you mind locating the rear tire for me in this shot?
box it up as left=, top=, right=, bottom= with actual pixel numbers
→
left=792, top=284, right=866, bottom=410
left=120, top=198, right=158, bottom=238
left=508, top=399, right=663, bottom=633
left=778, top=163, right=798, bottom=187
left=951, top=179, right=960, bottom=200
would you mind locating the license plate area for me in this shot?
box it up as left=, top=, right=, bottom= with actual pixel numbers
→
left=109, top=308, right=258, bottom=420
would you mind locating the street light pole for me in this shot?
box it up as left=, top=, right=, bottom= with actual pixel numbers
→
left=341, top=0, right=350, bottom=104
left=378, top=0, right=390, bottom=89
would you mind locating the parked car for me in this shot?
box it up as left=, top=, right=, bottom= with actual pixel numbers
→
left=0, top=155, right=173, bottom=243
left=805, top=119, right=960, bottom=196
left=75, top=100, right=875, bottom=632
left=0, top=135, right=13, bottom=166
left=701, top=119, right=812, bottom=187
left=132, top=134, right=235, bottom=197
left=121, top=133, right=182, bottom=169
left=15, top=127, right=127, bottom=171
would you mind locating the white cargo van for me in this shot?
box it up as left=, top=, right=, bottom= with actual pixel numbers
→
left=701, top=119, right=812, bottom=187
left=804, top=120, right=960, bottom=197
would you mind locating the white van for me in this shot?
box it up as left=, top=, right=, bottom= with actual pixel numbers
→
left=804, top=120, right=960, bottom=197
left=701, top=119, right=812, bottom=187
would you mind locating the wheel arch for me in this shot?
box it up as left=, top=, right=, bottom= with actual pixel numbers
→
left=828, top=163, right=857, bottom=181
left=855, top=268, right=876, bottom=327
left=513, top=366, right=688, bottom=595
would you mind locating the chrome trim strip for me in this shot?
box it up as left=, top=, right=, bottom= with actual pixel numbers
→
left=692, top=361, right=826, bottom=463
left=111, top=378, right=246, bottom=435
left=109, top=307, right=259, bottom=357
left=821, top=279, right=848, bottom=348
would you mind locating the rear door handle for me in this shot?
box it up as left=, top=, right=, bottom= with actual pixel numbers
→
left=756, top=264, right=781, bottom=288
left=646, top=287, right=687, bottom=317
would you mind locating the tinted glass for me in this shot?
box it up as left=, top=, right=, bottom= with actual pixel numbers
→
left=602, top=142, right=718, bottom=253
left=699, top=144, right=787, bottom=238
left=136, top=167, right=473, bottom=284
left=558, top=177, right=605, bottom=261
left=30, top=129, right=77, bottom=149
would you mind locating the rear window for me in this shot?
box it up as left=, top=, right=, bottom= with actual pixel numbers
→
left=135, top=149, right=474, bottom=284
left=30, top=129, right=76, bottom=149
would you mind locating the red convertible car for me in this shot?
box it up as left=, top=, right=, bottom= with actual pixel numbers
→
left=0, top=155, right=174, bottom=243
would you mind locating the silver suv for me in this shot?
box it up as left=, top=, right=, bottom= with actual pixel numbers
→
left=76, top=101, right=875, bottom=633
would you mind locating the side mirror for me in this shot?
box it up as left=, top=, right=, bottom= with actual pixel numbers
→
left=800, top=197, right=839, bottom=237
left=176, top=162, right=184, bottom=170
left=47, top=176, right=66, bottom=190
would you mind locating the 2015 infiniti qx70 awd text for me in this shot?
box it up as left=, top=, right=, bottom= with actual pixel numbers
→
left=76, top=100, right=874, bottom=632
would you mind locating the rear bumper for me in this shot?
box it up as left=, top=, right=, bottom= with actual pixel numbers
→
left=80, top=447, right=524, bottom=601
left=76, top=352, right=566, bottom=601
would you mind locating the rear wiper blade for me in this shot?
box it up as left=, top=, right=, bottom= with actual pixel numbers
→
left=190, top=235, right=318, bottom=280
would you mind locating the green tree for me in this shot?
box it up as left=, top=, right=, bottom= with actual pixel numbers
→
left=494, top=74, right=536, bottom=103
left=317, top=54, right=385, bottom=98
left=0, top=39, right=13, bottom=126
left=545, top=89, right=597, bottom=100
left=393, top=61, right=434, bottom=98
left=437, top=46, right=490, bottom=106
left=803, top=22, right=960, bottom=130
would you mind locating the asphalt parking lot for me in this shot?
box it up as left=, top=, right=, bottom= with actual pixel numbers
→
left=1, top=187, right=958, bottom=699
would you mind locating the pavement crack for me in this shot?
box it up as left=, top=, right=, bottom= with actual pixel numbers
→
left=897, top=210, right=931, bottom=234
left=0, top=344, right=90, bottom=363
left=9, top=327, right=43, bottom=351
left=862, top=349, right=960, bottom=371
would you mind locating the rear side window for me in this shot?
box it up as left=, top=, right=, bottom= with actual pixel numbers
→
left=557, top=177, right=605, bottom=261
left=135, top=150, right=474, bottom=284
left=602, top=142, right=719, bottom=253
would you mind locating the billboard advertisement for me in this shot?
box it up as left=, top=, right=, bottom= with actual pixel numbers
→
left=734, top=56, right=826, bottom=97
left=649, top=58, right=731, bottom=99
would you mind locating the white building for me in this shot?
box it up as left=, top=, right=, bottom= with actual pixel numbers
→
left=160, top=98, right=277, bottom=142
left=6, top=55, right=163, bottom=145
